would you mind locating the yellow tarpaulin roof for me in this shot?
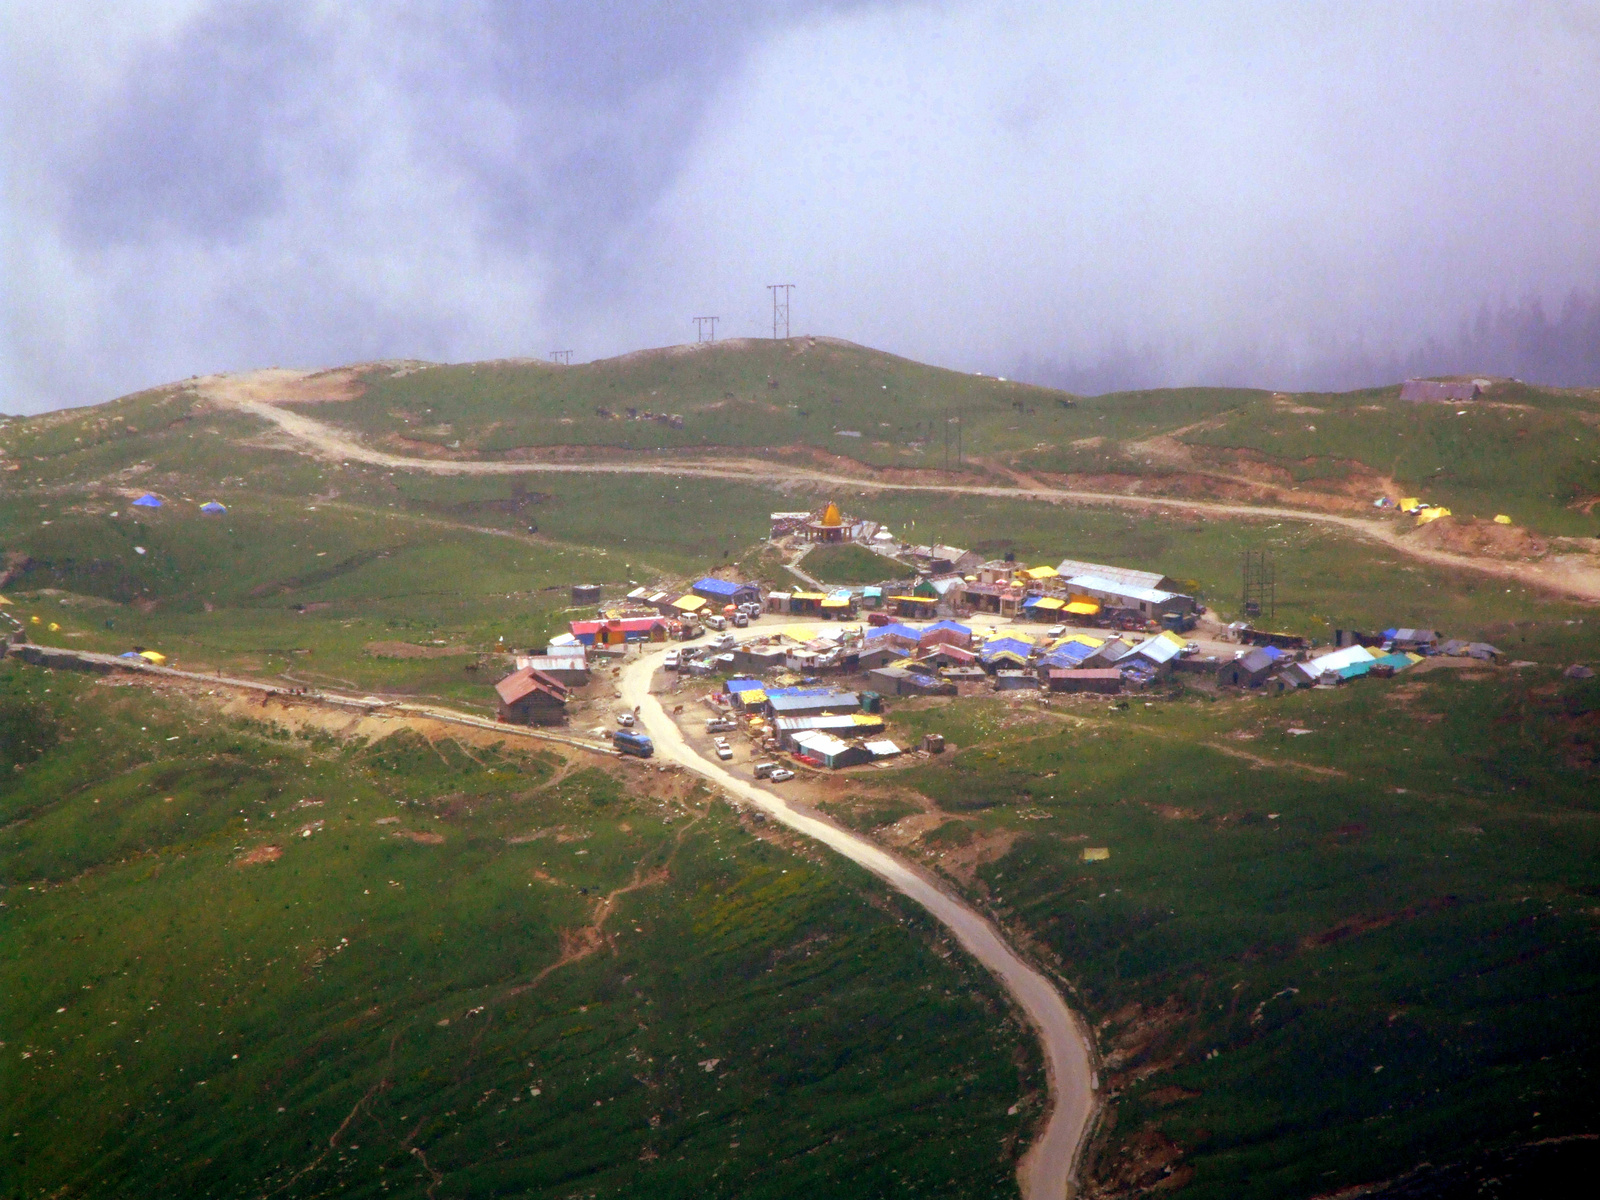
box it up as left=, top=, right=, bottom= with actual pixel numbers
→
left=819, top=597, right=850, bottom=607
left=791, top=591, right=827, bottom=601
left=1023, top=565, right=1058, bottom=579
left=1031, top=596, right=1066, bottom=610
left=1158, top=630, right=1188, bottom=647
left=1064, top=600, right=1101, bottom=615
left=783, top=626, right=819, bottom=642
left=1493, top=514, right=1512, bottom=524
left=739, top=690, right=767, bottom=705
left=886, top=594, right=934, bottom=603
left=672, top=594, right=706, bottom=611
left=852, top=713, right=885, bottom=725
left=1054, top=633, right=1105, bottom=649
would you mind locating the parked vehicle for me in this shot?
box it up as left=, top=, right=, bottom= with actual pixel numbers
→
left=732, top=612, right=749, bottom=628
left=713, top=633, right=736, bottom=651
left=706, top=717, right=737, bottom=733
left=663, top=650, right=679, bottom=669
left=716, top=745, right=734, bottom=761
left=753, top=761, right=778, bottom=779
left=1046, top=625, right=1066, bottom=637
left=767, top=767, right=794, bottom=782
left=613, top=730, right=654, bottom=758
left=616, top=712, right=635, bottom=727
left=704, top=614, right=727, bottom=631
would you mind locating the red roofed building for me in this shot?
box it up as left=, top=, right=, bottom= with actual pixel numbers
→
left=495, top=666, right=570, bottom=725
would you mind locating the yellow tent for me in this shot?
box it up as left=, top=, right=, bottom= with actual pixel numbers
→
left=1493, top=514, right=1512, bottom=525
left=48, top=622, right=60, bottom=632
left=1031, top=596, right=1065, bottom=611
left=1399, top=497, right=1421, bottom=512
left=1065, top=598, right=1101, bottom=616
left=1416, top=507, right=1451, bottom=525
left=0, top=594, right=12, bottom=606
left=139, top=650, right=167, bottom=666
left=1081, top=847, right=1110, bottom=862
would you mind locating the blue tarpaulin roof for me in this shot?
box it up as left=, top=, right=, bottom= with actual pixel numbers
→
left=871, top=623, right=923, bottom=641
left=132, top=494, right=162, bottom=507
left=693, top=577, right=745, bottom=597
left=980, top=637, right=1036, bottom=662
left=725, top=678, right=765, bottom=693
left=925, top=620, right=970, bottom=634
left=1042, top=642, right=1095, bottom=668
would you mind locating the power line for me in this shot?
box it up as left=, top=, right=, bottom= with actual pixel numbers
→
left=693, top=316, right=719, bottom=343
left=548, top=350, right=572, bottom=365
left=767, top=283, right=794, bottom=339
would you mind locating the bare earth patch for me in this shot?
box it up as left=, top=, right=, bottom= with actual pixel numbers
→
left=392, top=829, right=446, bottom=845
left=236, top=844, right=283, bottom=865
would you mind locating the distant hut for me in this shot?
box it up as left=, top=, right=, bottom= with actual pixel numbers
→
left=495, top=667, right=569, bottom=725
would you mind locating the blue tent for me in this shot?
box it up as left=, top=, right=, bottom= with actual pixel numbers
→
left=131, top=494, right=162, bottom=508
left=200, top=501, right=227, bottom=514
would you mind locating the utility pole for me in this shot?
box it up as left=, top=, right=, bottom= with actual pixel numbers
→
left=548, top=350, right=572, bottom=365
left=693, top=316, right=719, bottom=343
left=1241, top=550, right=1276, bottom=623
left=767, top=283, right=794, bottom=340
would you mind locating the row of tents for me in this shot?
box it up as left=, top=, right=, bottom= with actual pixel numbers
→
left=126, top=493, right=227, bottom=514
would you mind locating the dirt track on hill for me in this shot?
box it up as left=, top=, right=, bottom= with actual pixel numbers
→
left=197, top=370, right=1600, bottom=603
left=617, top=636, right=1097, bottom=1200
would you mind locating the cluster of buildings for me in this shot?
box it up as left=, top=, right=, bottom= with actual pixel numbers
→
left=1216, top=627, right=1501, bottom=692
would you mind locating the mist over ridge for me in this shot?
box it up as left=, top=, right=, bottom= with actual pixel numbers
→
left=4, top=2, right=1599, bottom=412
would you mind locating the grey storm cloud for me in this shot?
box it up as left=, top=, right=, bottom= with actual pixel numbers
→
left=4, top=1, right=1600, bottom=413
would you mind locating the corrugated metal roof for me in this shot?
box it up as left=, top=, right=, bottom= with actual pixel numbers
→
left=1065, top=574, right=1180, bottom=605
left=1054, top=559, right=1168, bottom=591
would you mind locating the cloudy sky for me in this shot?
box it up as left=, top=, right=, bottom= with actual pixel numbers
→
left=4, top=1, right=1600, bottom=413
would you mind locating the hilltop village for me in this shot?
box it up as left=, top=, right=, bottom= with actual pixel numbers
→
left=491, top=500, right=1505, bottom=769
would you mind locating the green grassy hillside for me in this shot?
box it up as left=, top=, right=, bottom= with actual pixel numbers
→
left=261, top=344, right=1600, bottom=537
left=874, top=669, right=1600, bottom=1197
left=0, top=666, right=1035, bottom=1198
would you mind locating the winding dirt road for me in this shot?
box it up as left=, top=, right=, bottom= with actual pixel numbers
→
left=200, top=373, right=1600, bottom=603
left=617, top=640, right=1096, bottom=1200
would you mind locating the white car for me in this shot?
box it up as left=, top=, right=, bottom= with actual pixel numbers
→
left=767, top=768, right=795, bottom=782
left=663, top=650, right=680, bottom=669
left=617, top=712, right=635, bottom=727
left=1046, top=625, right=1066, bottom=637
left=716, top=745, right=734, bottom=761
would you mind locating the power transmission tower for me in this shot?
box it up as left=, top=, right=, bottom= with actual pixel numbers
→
left=549, top=350, right=572, bottom=365
left=767, top=283, right=794, bottom=339
left=1241, top=550, right=1276, bottom=623
left=693, top=316, right=719, bottom=343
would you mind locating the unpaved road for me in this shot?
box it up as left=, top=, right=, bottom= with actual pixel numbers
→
left=199, top=371, right=1600, bottom=604
left=618, top=639, right=1096, bottom=1200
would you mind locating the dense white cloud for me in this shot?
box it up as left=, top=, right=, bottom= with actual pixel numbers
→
left=3, top=1, right=1599, bottom=411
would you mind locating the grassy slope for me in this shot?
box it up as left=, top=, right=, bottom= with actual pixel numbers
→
left=0, top=667, right=1035, bottom=1198
left=872, top=670, right=1600, bottom=1197
left=3, top=362, right=1599, bottom=1197
left=802, top=544, right=904, bottom=586
left=269, top=342, right=1600, bottom=538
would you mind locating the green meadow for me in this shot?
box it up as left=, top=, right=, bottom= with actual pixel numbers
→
left=0, top=666, right=1035, bottom=1198
left=1, top=350, right=1597, bottom=1197
left=867, top=665, right=1600, bottom=1197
